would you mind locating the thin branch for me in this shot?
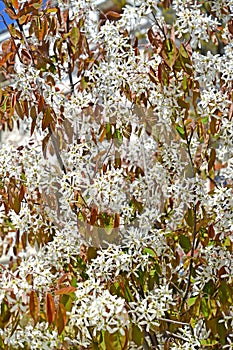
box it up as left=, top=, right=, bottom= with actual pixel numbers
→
left=163, top=330, right=188, bottom=342
left=170, top=281, right=184, bottom=295
left=181, top=203, right=197, bottom=307
left=143, top=328, right=159, bottom=350
left=180, top=125, right=198, bottom=310
left=48, top=127, right=67, bottom=175
left=158, top=317, right=190, bottom=326
left=149, top=332, right=159, bottom=349
left=93, top=140, right=113, bottom=178
left=151, top=13, right=167, bottom=41
left=142, top=336, right=151, bottom=350
left=66, top=11, right=75, bottom=95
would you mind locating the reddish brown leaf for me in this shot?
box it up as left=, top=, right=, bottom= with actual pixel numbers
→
left=38, top=95, right=45, bottom=114
left=15, top=101, right=24, bottom=119
left=55, top=286, right=76, bottom=295
left=29, top=290, right=39, bottom=322
left=12, top=0, right=19, bottom=10
left=210, top=116, right=217, bottom=135
left=30, top=105, right=37, bottom=120
left=228, top=19, right=233, bottom=35
left=12, top=195, right=21, bottom=214
left=11, top=94, right=16, bottom=110
left=42, top=133, right=51, bottom=158
left=21, top=231, right=27, bottom=250
left=148, top=73, right=157, bottom=84
left=90, top=206, right=98, bottom=226
left=208, top=224, right=215, bottom=239
left=31, top=117, right=37, bottom=136
left=0, top=52, right=14, bottom=67
left=5, top=8, right=18, bottom=19
left=56, top=303, right=67, bottom=335
left=99, top=126, right=106, bottom=143
left=23, top=100, right=28, bottom=116
left=57, top=273, right=70, bottom=285
left=158, top=63, right=162, bottom=83
left=46, top=293, right=56, bottom=324
left=218, top=266, right=227, bottom=278
left=46, top=75, right=55, bottom=87
left=105, top=11, right=121, bottom=19
left=19, top=184, right=25, bottom=202
left=21, top=48, right=31, bottom=61
left=114, top=213, right=120, bottom=228
left=42, top=107, right=52, bottom=131
left=147, top=28, right=157, bottom=47
left=208, top=148, right=216, bottom=172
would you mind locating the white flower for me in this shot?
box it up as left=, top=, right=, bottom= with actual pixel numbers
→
left=129, top=286, right=174, bottom=332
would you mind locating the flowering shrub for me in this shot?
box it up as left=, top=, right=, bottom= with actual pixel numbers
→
left=0, top=0, right=233, bottom=348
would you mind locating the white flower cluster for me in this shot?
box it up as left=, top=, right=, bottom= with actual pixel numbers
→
left=173, top=1, right=220, bottom=48
left=210, top=0, right=233, bottom=21
left=199, top=88, right=231, bottom=119
left=208, top=186, right=233, bottom=233
left=87, top=240, right=150, bottom=281
left=129, top=285, right=174, bottom=332
left=0, top=323, right=59, bottom=350
left=193, top=245, right=233, bottom=292
left=68, top=278, right=129, bottom=347
left=168, top=325, right=201, bottom=349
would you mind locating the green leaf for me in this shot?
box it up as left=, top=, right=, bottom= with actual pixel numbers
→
left=124, top=283, right=134, bottom=303
left=154, top=262, right=162, bottom=275
left=201, top=116, right=209, bottom=124
left=104, top=330, right=128, bottom=350
left=46, top=7, right=58, bottom=13
left=87, top=247, right=98, bottom=261
left=0, top=303, right=11, bottom=329
left=200, top=339, right=219, bottom=346
left=110, top=282, right=121, bottom=297
left=113, top=129, right=123, bottom=147
left=182, top=75, right=189, bottom=93
left=106, top=123, right=112, bottom=141
left=161, top=38, right=178, bottom=68
left=203, top=280, right=215, bottom=296
left=132, top=324, right=143, bottom=346
left=176, top=125, right=186, bottom=139
left=49, top=64, right=56, bottom=74
left=185, top=208, right=194, bottom=227
left=217, top=319, right=227, bottom=344
left=143, top=247, right=157, bottom=258
left=201, top=297, right=210, bottom=319
left=187, top=296, right=198, bottom=307
left=179, top=235, right=191, bottom=254
left=218, top=281, right=233, bottom=303
left=192, top=296, right=201, bottom=316
left=32, top=2, right=42, bottom=9
left=70, top=27, right=80, bottom=47
left=179, top=44, right=193, bottom=75
left=148, top=269, right=159, bottom=290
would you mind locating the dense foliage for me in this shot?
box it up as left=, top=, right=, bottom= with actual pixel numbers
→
left=0, top=0, right=233, bottom=348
